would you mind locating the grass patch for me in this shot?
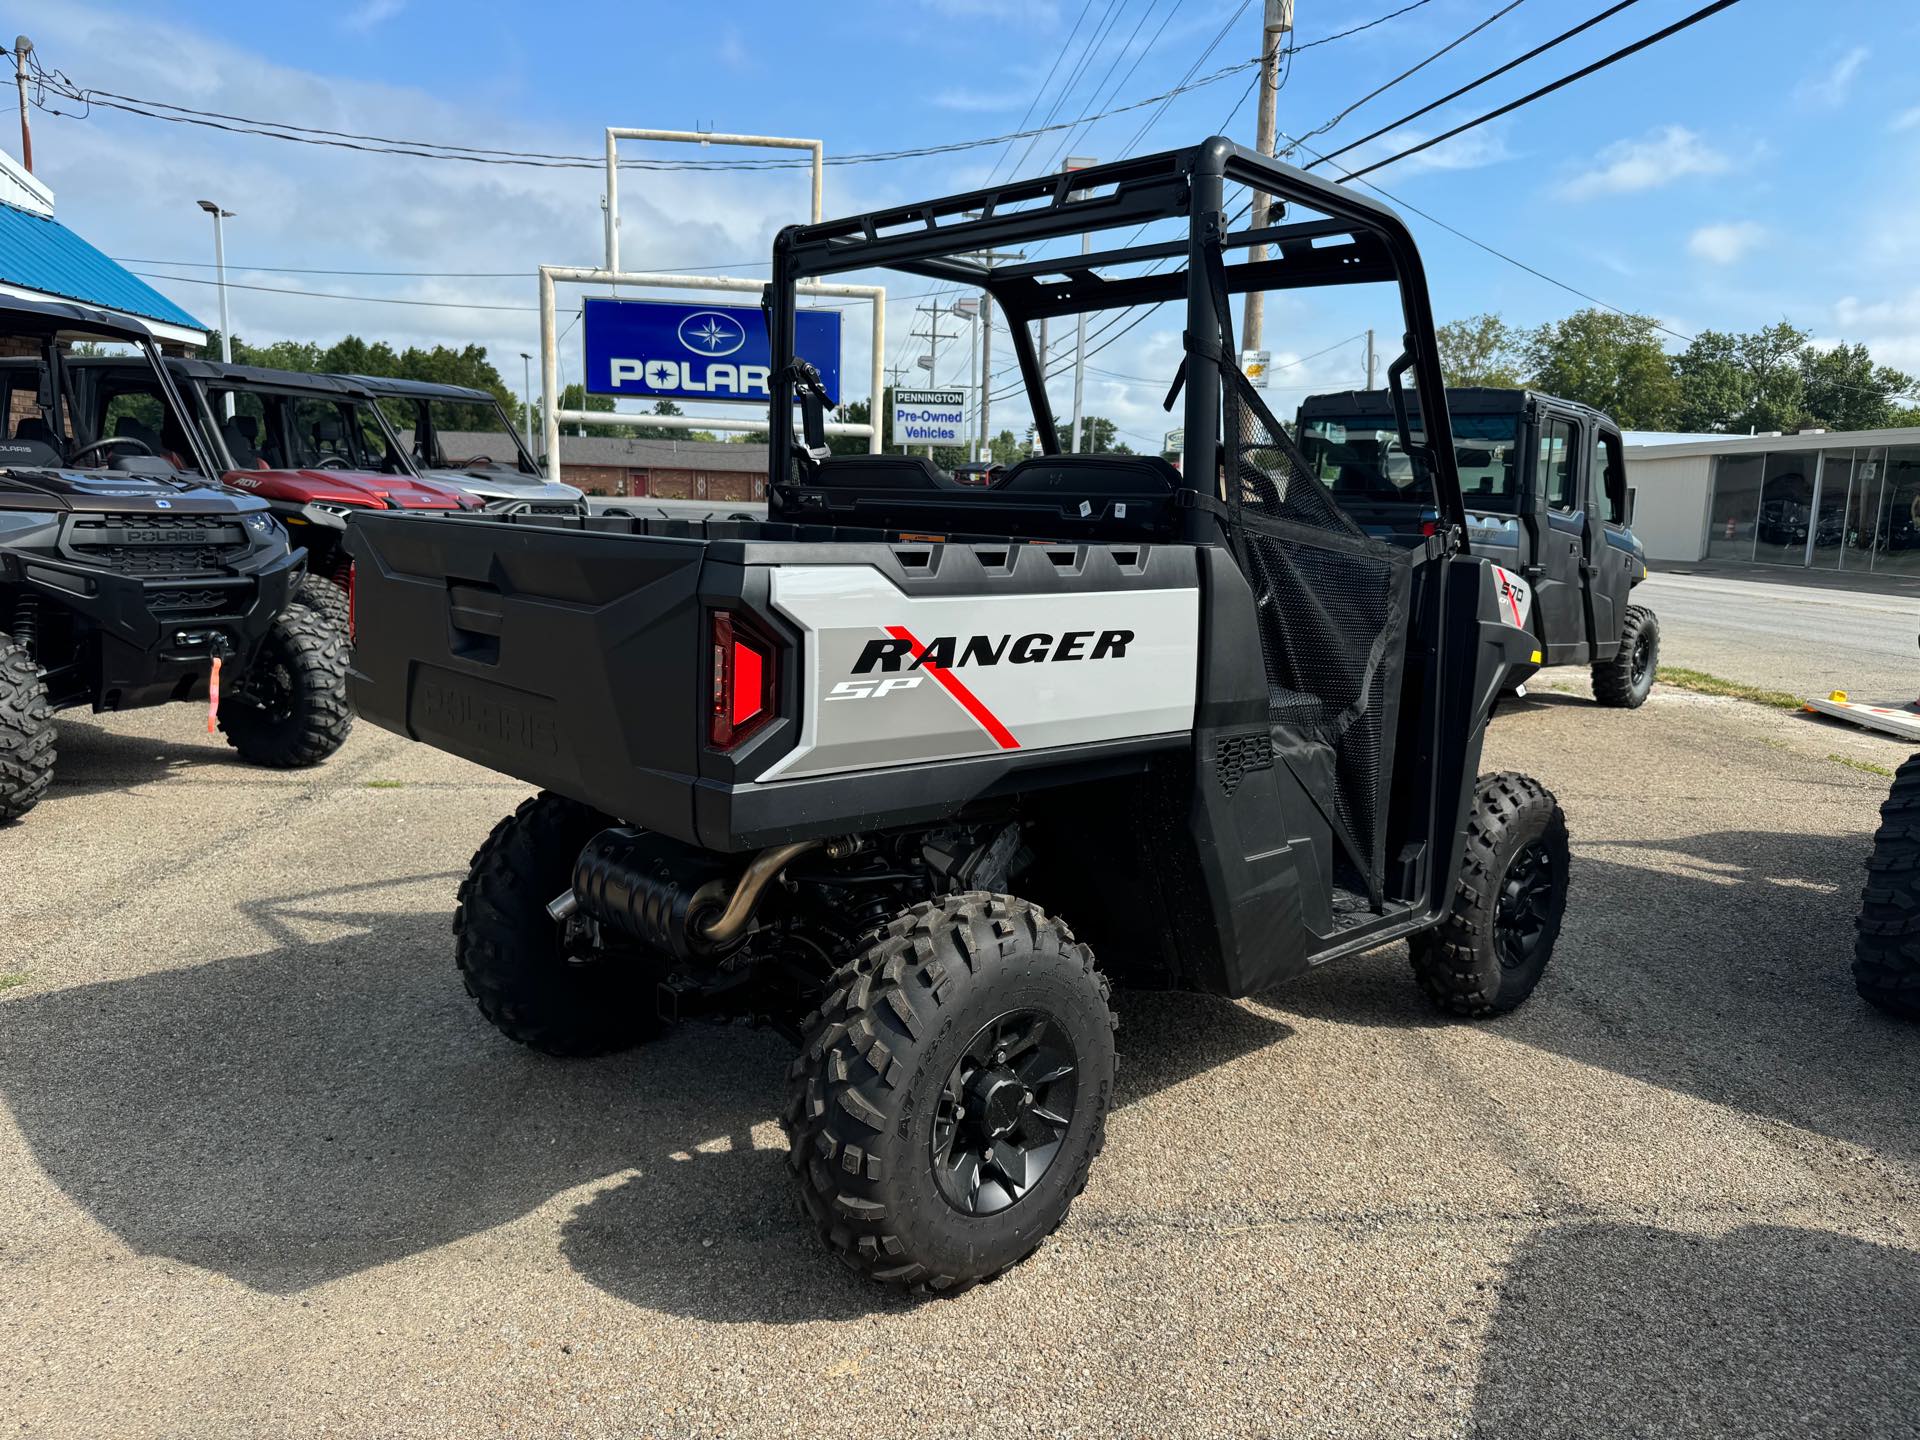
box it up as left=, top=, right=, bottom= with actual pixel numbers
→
left=363, top=779, right=406, bottom=789
left=0, top=973, right=28, bottom=992
left=1657, top=667, right=1806, bottom=712
left=1828, top=753, right=1894, bottom=777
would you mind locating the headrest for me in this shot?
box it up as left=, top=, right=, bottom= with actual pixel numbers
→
left=235, top=415, right=260, bottom=441
left=15, top=416, right=56, bottom=445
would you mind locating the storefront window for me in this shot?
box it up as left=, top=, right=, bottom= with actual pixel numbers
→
left=1875, top=446, right=1920, bottom=576
left=1754, top=451, right=1816, bottom=566
left=1810, top=451, right=1852, bottom=569
left=1708, top=454, right=1764, bottom=561
left=1848, top=448, right=1886, bottom=570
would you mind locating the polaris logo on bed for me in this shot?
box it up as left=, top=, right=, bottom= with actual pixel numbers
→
left=853, top=629, right=1135, bottom=672
left=582, top=298, right=842, bottom=404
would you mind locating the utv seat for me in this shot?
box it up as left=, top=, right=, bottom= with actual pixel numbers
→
left=114, top=416, right=162, bottom=452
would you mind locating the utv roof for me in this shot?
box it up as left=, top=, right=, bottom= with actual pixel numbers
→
left=1299, top=386, right=1622, bottom=432
left=339, top=374, right=494, bottom=404
left=0, top=292, right=158, bottom=342
left=169, top=359, right=381, bottom=400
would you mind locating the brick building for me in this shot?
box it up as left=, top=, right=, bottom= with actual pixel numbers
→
left=440, top=432, right=770, bottom=501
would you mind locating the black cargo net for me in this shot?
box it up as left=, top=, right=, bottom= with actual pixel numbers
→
left=1222, top=368, right=1413, bottom=906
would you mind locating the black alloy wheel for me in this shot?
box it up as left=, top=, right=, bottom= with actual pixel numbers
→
left=1494, top=840, right=1557, bottom=971
left=932, top=1009, right=1079, bottom=1216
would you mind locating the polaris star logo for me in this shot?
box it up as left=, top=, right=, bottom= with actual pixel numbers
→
left=155, top=499, right=172, bottom=508
left=853, top=628, right=1135, bottom=673
left=676, top=311, right=745, bottom=357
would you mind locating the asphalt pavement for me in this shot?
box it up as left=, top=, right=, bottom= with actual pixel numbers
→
left=1640, top=569, right=1918, bottom=703
left=1, top=684, right=1915, bottom=1439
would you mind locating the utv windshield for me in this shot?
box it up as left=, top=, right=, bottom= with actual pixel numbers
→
left=0, top=336, right=208, bottom=475
left=422, top=398, right=535, bottom=473
left=1299, top=412, right=1519, bottom=514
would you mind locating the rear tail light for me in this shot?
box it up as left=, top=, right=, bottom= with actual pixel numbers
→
left=709, top=610, right=776, bottom=749
left=1421, top=518, right=1439, bottom=538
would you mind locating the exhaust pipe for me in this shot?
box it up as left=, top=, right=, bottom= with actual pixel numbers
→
left=551, top=831, right=859, bottom=957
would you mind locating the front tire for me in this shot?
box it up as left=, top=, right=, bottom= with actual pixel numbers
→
left=217, top=601, right=352, bottom=767
left=781, top=893, right=1117, bottom=1295
left=1593, top=604, right=1658, bottom=708
left=453, top=792, right=664, bottom=1055
left=293, top=572, right=350, bottom=629
left=1853, top=754, right=1920, bottom=1020
left=0, top=634, right=54, bottom=822
left=1411, top=773, right=1569, bottom=1017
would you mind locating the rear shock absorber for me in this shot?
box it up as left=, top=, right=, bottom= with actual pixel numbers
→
left=10, top=594, right=37, bottom=656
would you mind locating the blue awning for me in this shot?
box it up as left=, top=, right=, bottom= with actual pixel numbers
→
left=0, top=200, right=205, bottom=334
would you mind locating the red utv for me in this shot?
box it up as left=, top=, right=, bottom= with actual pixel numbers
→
left=49, top=358, right=477, bottom=609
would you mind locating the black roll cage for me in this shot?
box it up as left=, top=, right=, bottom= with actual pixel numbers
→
left=767, top=136, right=1467, bottom=546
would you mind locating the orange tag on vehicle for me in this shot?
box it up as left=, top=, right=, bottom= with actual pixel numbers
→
left=207, top=655, right=222, bottom=734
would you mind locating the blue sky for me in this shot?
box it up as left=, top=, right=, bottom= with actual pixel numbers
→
left=20, top=0, right=1919, bottom=447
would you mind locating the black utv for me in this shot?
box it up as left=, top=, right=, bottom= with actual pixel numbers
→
left=345, top=138, right=1571, bottom=1294
left=0, top=299, right=350, bottom=822
left=1298, top=386, right=1658, bottom=707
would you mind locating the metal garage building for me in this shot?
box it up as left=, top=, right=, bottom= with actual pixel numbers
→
left=1625, top=427, right=1920, bottom=578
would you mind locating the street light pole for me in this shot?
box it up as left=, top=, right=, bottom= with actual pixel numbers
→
left=196, top=199, right=236, bottom=416
left=13, top=35, right=32, bottom=174
left=519, top=351, right=534, bottom=455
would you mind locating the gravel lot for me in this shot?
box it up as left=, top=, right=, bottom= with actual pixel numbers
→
left=2, top=682, right=1916, bottom=1439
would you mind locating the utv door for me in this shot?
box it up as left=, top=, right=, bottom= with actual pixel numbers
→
left=1583, top=425, right=1634, bottom=660
left=1531, top=414, right=1588, bottom=663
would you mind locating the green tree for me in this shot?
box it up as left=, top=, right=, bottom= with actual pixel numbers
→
left=1800, top=342, right=1915, bottom=432
left=1671, top=321, right=1808, bottom=434
left=630, top=399, right=688, bottom=441
left=1436, top=313, right=1526, bottom=389
left=1523, top=309, right=1678, bottom=429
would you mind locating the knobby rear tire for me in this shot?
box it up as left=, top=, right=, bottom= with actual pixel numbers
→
left=1593, top=603, right=1658, bottom=709
left=1853, top=753, right=1920, bottom=1020
left=781, top=892, right=1117, bottom=1296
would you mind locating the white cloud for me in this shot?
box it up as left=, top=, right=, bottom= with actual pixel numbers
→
left=1560, top=125, right=1729, bottom=200
left=1832, top=292, right=1920, bottom=374
left=1687, top=221, right=1765, bottom=265
left=1795, top=45, right=1868, bottom=109
left=1891, top=106, right=1920, bottom=133
left=343, top=0, right=405, bottom=32
left=1308, top=123, right=1512, bottom=178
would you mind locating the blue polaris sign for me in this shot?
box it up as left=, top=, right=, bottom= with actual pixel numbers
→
left=582, top=298, right=841, bottom=405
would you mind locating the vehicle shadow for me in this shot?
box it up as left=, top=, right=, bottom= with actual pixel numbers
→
left=40, top=714, right=243, bottom=799
left=0, top=876, right=1291, bottom=1324
left=1280, top=825, right=1920, bottom=1173
left=1468, top=1221, right=1920, bottom=1439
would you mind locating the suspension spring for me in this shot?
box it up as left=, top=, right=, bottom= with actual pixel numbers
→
left=11, top=594, right=37, bottom=654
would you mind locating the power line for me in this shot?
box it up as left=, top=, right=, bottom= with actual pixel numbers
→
left=1284, top=0, right=1529, bottom=158
left=1335, top=0, right=1744, bottom=181
left=12, top=2, right=1435, bottom=177
left=1307, top=0, right=1644, bottom=169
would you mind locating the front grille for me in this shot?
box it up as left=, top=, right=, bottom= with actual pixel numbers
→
left=148, top=587, right=228, bottom=613
left=67, top=514, right=252, bottom=575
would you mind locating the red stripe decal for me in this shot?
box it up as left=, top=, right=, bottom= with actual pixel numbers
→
left=886, top=625, right=1020, bottom=750
left=1501, top=572, right=1523, bottom=627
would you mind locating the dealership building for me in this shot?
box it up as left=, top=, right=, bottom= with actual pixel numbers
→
left=1625, top=427, right=1920, bottom=578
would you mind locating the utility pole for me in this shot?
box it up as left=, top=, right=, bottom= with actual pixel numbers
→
left=1064, top=157, right=1097, bottom=453
left=909, top=300, right=962, bottom=460
left=1241, top=0, right=1295, bottom=355
left=1365, top=328, right=1376, bottom=390
left=12, top=35, right=30, bottom=174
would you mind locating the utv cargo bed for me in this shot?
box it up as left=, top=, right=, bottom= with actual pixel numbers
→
left=346, top=509, right=1201, bottom=851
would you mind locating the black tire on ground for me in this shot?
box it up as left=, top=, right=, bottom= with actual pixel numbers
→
left=1852, top=752, right=1920, bottom=1020
left=0, top=634, right=54, bottom=822
left=781, top=892, right=1117, bottom=1295
left=217, top=601, right=353, bottom=767
left=1593, top=603, right=1658, bottom=708
left=293, top=572, right=350, bottom=628
left=453, top=791, right=664, bottom=1055
left=1410, top=772, right=1570, bottom=1017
